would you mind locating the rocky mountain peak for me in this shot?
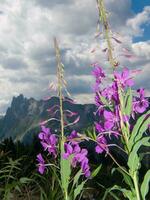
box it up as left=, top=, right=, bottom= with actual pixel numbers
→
left=0, top=94, right=96, bottom=143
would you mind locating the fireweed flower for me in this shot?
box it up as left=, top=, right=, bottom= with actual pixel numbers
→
left=37, top=153, right=45, bottom=174
left=67, top=130, right=80, bottom=141
left=101, top=83, right=118, bottom=103
left=38, top=126, right=58, bottom=158
left=95, top=122, right=105, bottom=133
left=114, top=67, right=134, bottom=89
left=103, top=109, right=120, bottom=131
left=95, top=134, right=108, bottom=154
left=72, top=149, right=91, bottom=177
left=95, top=122, right=120, bottom=139
left=92, top=65, right=105, bottom=81
left=133, top=88, right=149, bottom=113
left=92, top=65, right=105, bottom=92
left=63, top=133, right=91, bottom=177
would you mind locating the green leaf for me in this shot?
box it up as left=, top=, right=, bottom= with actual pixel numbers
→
left=128, top=110, right=150, bottom=151
left=91, top=164, right=102, bottom=178
left=72, top=169, right=82, bottom=188
left=74, top=180, right=86, bottom=200
left=99, top=95, right=113, bottom=111
left=100, top=186, right=120, bottom=200
left=60, top=143, right=71, bottom=194
left=110, top=185, right=136, bottom=200
left=141, top=170, right=150, bottom=200
left=19, top=177, right=31, bottom=184
left=125, top=88, right=132, bottom=116
left=112, top=168, right=134, bottom=189
left=134, top=116, right=150, bottom=143
left=128, top=137, right=150, bottom=174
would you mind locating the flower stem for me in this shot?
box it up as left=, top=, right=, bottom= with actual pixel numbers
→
left=108, top=152, right=130, bottom=176
left=133, top=171, right=141, bottom=200
left=54, top=38, right=68, bottom=199
left=97, top=0, right=115, bottom=69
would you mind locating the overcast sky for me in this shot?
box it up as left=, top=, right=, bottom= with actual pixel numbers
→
left=0, top=0, right=150, bottom=114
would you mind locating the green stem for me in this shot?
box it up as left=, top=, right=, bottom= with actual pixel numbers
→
left=133, top=172, right=141, bottom=200
left=108, top=152, right=130, bottom=176
left=54, top=38, right=68, bottom=200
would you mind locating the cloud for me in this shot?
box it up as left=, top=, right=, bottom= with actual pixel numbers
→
left=1, top=56, right=28, bottom=70
left=127, top=6, right=150, bottom=36
left=0, top=0, right=149, bottom=114
left=33, top=0, right=71, bottom=8
left=132, top=40, right=150, bottom=59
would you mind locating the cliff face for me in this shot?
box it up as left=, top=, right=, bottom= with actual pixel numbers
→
left=0, top=94, right=96, bottom=143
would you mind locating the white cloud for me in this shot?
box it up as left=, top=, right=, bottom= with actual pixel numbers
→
left=132, top=41, right=150, bottom=59
left=127, top=6, right=150, bottom=36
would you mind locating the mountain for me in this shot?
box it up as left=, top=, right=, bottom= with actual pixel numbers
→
left=0, top=94, right=96, bottom=143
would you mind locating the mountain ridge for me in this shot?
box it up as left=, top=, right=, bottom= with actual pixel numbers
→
left=0, top=94, right=96, bottom=143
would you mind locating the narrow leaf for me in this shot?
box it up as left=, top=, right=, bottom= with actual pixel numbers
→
left=128, top=137, right=150, bottom=174
left=60, top=143, right=71, bottom=193
left=129, top=110, right=150, bottom=151
left=125, top=88, right=132, bottom=116
left=74, top=180, right=86, bottom=200
left=141, top=170, right=150, bottom=200
left=91, top=165, right=102, bottom=178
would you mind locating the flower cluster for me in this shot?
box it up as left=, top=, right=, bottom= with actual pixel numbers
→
left=37, top=126, right=58, bottom=174
left=38, top=126, right=58, bottom=157
left=63, top=131, right=90, bottom=177
left=37, top=128, right=90, bottom=177
left=92, top=64, right=149, bottom=154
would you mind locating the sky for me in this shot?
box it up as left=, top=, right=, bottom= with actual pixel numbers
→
left=0, top=0, right=150, bottom=114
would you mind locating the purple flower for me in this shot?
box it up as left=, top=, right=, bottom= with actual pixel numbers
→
left=92, top=65, right=105, bottom=84
left=72, top=149, right=91, bottom=177
left=38, top=126, right=50, bottom=140
left=95, top=135, right=108, bottom=154
left=114, top=68, right=134, bottom=88
left=95, top=122, right=120, bottom=138
left=103, top=110, right=119, bottom=131
left=63, top=141, right=81, bottom=158
left=81, top=158, right=91, bottom=177
left=95, top=122, right=105, bottom=133
left=63, top=143, right=74, bottom=159
left=67, top=130, right=79, bottom=140
left=133, top=88, right=149, bottom=113
left=38, top=126, right=58, bottom=158
left=37, top=153, right=45, bottom=174
left=63, top=137, right=90, bottom=178
left=101, top=83, right=118, bottom=102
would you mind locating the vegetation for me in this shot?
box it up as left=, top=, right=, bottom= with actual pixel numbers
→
left=0, top=0, right=149, bottom=199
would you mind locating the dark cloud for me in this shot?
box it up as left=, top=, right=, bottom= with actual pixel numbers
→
left=0, top=11, right=4, bottom=15
left=67, top=77, right=93, bottom=95
left=9, top=76, right=38, bottom=84
left=1, top=57, right=28, bottom=70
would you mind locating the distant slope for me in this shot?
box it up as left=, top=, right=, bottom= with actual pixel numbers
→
left=0, top=94, right=96, bottom=143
